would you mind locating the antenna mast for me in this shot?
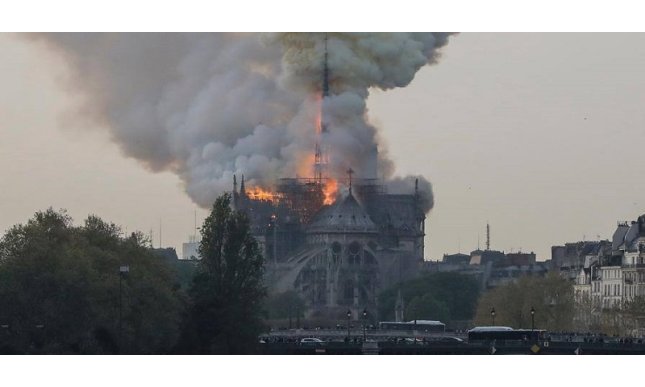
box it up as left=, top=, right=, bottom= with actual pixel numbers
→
left=486, top=223, right=490, bottom=251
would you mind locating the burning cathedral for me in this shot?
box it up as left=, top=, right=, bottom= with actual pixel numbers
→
left=232, top=37, right=427, bottom=320
left=33, top=33, right=450, bottom=321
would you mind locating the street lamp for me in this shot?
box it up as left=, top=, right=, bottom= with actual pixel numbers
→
left=362, top=309, right=368, bottom=342
left=119, top=265, right=129, bottom=353
left=490, top=307, right=496, bottom=326
left=346, top=309, right=351, bottom=342
left=530, top=307, right=535, bottom=331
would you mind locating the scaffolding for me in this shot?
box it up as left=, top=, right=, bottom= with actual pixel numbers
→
left=277, top=178, right=327, bottom=224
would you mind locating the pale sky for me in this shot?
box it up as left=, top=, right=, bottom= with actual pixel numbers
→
left=2, top=33, right=645, bottom=260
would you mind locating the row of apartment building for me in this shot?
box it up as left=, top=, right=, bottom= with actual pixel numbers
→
left=567, top=215, right=645, bottom=309
left=421, top=213, right=645, bottom=312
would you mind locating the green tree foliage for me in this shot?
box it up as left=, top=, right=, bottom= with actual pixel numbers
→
left=623, top=296, right=645, bottom=325
left=573, top=291, right=594, bottom=331
left=378, top=272, right=481, bottom=323
left=178, top=193, right=266, bottom=354
left=0, top=209, right=185, bottom=354
left=473, top=272, right=574, bottom=331
left=575, top=295, right=645, bottom=336
left=406, top=293, right=451, bottom=322
left=599, top=296, right=645, bottom=336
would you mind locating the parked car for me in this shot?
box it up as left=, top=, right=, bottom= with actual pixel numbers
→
left=300, top=337, right=326, bottom=346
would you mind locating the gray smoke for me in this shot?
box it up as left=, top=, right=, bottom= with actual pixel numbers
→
left=386, top=176, right=434, bottom=213
left=28, top=32, right=452, bottom=212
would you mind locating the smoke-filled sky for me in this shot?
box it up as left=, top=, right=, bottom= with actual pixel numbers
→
left=2, top=33, right=645, bottom=260
left=23, top=33, right=447, bottom=212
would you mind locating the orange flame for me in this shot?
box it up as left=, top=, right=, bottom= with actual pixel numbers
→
left=323, top=179, right=338, bottom=205
left=247, top=187, right=280, bottom=203
left=297, top=153, right=316, bottom=178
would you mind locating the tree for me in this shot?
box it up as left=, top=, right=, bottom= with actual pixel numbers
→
left=178, top=193, right=266, bottom=354
left=574, top=291, right=594, bottom=331
left=406, top=294, right=450, bottom=323
left=473, top=272, right=575, bottom=331
left=0, top=209, right=185, bottom=354
left=616, top=296, right=645, bottom=336
left=378, top=272, right=480, bottom=323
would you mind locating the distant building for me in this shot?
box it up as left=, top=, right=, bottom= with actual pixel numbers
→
left=422, top=259, right=488, bottom=289
left=505, top=252, right=536, bottom=266
left=614, top=217, right=645, bottom=303
left=423, top=248, right=549, bottom=290
left=486, top=263, right=549, bottom=288
left=442, top=253, right=470, bottom=265
left=181, top=237, right=200, bottom=260
left=599, top=263, right=623, bottom=308
left=469, top=249, right=505, bottom=266
left=552, top=240, right=611, bottom=280
left=568, top=215, right=645, bottom=326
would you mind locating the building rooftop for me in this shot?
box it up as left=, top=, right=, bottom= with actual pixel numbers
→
left=307, top=191, right=377, bottom=234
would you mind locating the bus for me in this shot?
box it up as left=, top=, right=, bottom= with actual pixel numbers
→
left=467, top=326, right=546, bottom=343
left=379, top=320, right=446, bottom=333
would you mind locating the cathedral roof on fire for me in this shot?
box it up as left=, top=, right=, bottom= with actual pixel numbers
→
left=307, top=191, right=377, bottom=234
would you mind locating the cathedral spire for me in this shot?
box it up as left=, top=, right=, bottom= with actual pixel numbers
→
left=314, top=34, right=330, bottom=183
left=323, top=33, right=330, bottom=98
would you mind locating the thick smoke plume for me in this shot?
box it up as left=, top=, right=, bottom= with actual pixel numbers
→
left=30, top=33, right=451, bottom=213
